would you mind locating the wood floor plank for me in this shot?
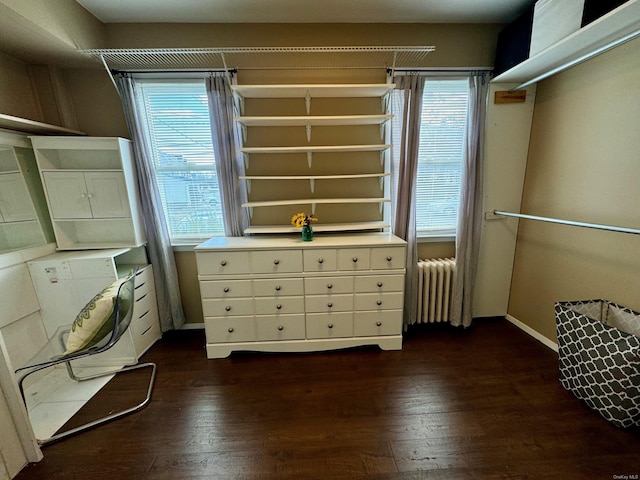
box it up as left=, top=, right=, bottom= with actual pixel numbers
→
left=13, top=318, right=640, bottom=479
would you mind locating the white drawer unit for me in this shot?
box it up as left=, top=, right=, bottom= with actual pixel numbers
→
left=195, top=233, right=406, bottom=358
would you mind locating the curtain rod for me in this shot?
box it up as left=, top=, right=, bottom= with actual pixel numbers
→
left=493, top=210, right=640, bottom=236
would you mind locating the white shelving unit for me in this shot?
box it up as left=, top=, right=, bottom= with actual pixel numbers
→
left=232, top=83, right=395, bottom=234
left=493, top=0, right=640, bottom=85
left=29, top=136, right=147, bottom=250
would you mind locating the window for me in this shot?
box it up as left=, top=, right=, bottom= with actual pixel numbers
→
left=393, top=78, right=469, bottom=239
left=417, top=79, right=468, bottom=238
left=135, top=80, right=224, bottom=243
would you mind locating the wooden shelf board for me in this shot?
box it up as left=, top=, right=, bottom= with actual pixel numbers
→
left=240, top=173, right=390, bottom=181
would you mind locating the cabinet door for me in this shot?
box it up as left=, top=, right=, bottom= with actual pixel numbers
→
left=42, top=171, right=92, bottom=219
left=84, top=171, right=130, bottom=218
left=0, top=172, right=37, bottom=222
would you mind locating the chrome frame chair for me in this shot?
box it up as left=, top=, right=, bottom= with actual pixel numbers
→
left=14, top=271, right=157, bottom=446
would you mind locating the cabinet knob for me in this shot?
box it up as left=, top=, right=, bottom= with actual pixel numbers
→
left=276, top=304, right=282, bottom=310
left=327, top=283, right=333, bottom=289
left=277, top=325, right=284, bottom=331
left=318, top=258, right=324, bottom=264
left=220, top=260, right=227, bottom=266
left=376, top=321, right=382, bottom=327
left=352, top=257, right=358, bottom=263
left=275, top=285, right=281, bottom=291
left=223, top=287, right=230, bottom=293
left=377, top=282, right=383, bottom=288
left=386, top=256, right=392, bottom=261
left=327, top=302, right=333, bottom=308
left=377, top=300, right=382, bottom=306
left=328, top=323, right=334, bottom=329
left=225, top=306, right=231, bottom=311
left=228, top=327, right=234, bottom=333
left=273, top=259, right=280, bottom=265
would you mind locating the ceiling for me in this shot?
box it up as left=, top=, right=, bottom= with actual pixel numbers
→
left=74, top=0, right=533, bottom=24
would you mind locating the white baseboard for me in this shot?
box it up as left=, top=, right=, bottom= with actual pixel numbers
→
left=179, top=322, right=204, bottom=330
left=505, top=314, right=558, bottom=352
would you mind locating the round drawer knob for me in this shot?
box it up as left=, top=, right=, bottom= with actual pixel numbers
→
left=328, top=323, right=334, bottom=329
left=352, top=257, right=358, bottom=263
left=223, top=287, right=230, bottom=293
left=225, top=306, right=231, bottom=311
left=275, top=285, right=281, bottom=291
left=276, top=304, right=282, bottom=310
left=228, top=327, right=234, bottom=333
left=327, top=283, right=333, bottom=289
left=327, top=302, right=333, bottom=308
left=386, top=256, right=392, bottom=261
left=278, top=325, right=284, bottom=331
left=273, top=259, right=280, bottom=265
left=377, top=300, right=383, bottom=306
left=377, top=282, right=383, bottom=288
left=318, top=258, right=324, bottom=264
left=376, top=321, right=382, bottom=327
left=220, top=260, right=227, bottom=266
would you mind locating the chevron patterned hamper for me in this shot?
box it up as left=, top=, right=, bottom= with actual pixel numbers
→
left=555, top=300, right=640, bottom=428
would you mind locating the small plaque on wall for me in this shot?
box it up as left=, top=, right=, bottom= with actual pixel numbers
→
left=494, top=90, right=527, bottom=104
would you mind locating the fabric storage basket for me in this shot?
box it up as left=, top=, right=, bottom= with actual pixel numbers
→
left=555, top=299, right=640, bottom=428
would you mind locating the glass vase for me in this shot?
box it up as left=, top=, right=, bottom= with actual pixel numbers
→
left=301, top=224, right=313, bottom=242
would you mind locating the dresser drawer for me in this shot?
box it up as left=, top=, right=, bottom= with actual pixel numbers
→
left=370, top=247, right=406, bottom=270
left=203, top=297, right=254, bottom=317
left=256, top=314, right=305, bottom=341
left=205, top=316, right=256, bottom=343
left=253, top=278, right=303, bottom=297
left=354, top=310, right=403, bottom=336
left=337, top=248, right=370, bottom=271
left=200, top=279, right=252, bottom=299
left=305, top=294, right=353, bottom=313
left=354, top=292, right=404, bottom=311
left=304, top=276, right=353, bottom=295
left=132, top=266, right=152, bottom=293
left=303, top=249, right=337, bottom=272
left=354, top=274, right=405, bottom=293
left=306, top=312, right=353, bottom=339
left=196, top=251, right=250, bottom=275
left=251, top=250, right=302, bottom=274
left=255, top=296, right=305, bottom=315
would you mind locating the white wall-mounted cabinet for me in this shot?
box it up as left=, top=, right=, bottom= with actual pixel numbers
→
left=29, top=136, right=146, bottom=250
left=232, top=83, right=395, bottom=234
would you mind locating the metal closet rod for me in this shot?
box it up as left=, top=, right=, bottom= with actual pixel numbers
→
left=493, top=211, right=640, bottom=236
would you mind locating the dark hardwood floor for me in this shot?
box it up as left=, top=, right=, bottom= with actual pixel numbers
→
left=15, top=318, right=639, bottom=479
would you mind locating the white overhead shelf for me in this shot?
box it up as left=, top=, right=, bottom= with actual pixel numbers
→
left=238, top=144, right=391, bottom=154
left=244, top=221, right=391, bottom=235
left=493, top=0, right=640, bottom=86
left=0, top=114, right=84, bottom=136
left=231, top=84, right=395, bottom=99
left=242, top=198, right=390, bottom=208
left=234, top=114, right=393, bottom=127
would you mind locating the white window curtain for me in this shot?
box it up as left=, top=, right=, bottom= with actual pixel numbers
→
left=391, top=74, right=426, bottom=327
left=450, top=72, right=490, bottom=328
left=114, top=73, right=186, bottom=331
left=205, top=73, right=249, bottom=236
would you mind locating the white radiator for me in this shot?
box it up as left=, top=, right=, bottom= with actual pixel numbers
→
left=417, top=258, right=456, bottom=324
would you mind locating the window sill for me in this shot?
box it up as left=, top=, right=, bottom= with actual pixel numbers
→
left=417, top=235, right=455, bottom=243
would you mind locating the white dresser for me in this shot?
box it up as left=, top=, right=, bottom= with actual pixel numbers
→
left=195, top=233, right=407, bottom=358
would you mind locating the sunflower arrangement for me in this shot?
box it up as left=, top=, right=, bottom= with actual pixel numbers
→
left=291, top=212, right=317, bottom=228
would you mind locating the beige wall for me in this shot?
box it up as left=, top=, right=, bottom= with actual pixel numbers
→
left=0, top=53, right=42, bottom=121
left=507, top=36, right=640, bottom=343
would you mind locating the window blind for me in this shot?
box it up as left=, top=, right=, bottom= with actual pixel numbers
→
left=135, top=80, right=224, bottom=241
left=416, top=79, right=469, bottom=236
